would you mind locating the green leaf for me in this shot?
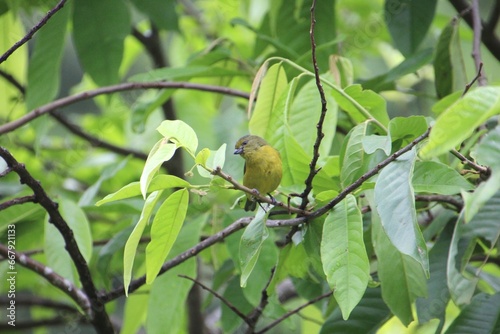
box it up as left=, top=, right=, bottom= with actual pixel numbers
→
left=97, top=224, right=134, bottom=284
left=44, top=214, right=76, bottom=283
left=25, top=2, right=69, bottom=110
left=361, top=48, right=433, bottom=92
left=195, top=148, right=210, bottom=166
left=73, top=0, right=130, bottom=86
left=416, top=223, right=453, bottom=324
left=121, top=287, right=149, bottom=334
left=388, top=116, right=428, bottom=148
left=320, top=287, right=390, bottom=334
left=289, top=76, right=338, bottom=158
left=374, top=149, right=429, bottom=273
left=79, top=156, right=131, bottom=206
left=59, top=198, right=93, bottom=263
left=140, top=139, right=177, bottom=198
left=434, top=18, right=467, bottom=98
left=321, top=195, right=369, bottom=319
left=372, top=210, right=428, bottom=326
left=97, top=175, right=190, bottom=206
left=465, top=127, right=500, bottom=221
left=249, top=62, right=288, bottom=137
left=131, top=90, right=174, bottom=133
left=131, top=0, right=178, bottom=31
left=444, top=293, right=500, bottom=334
left=124, top=190, right=163, bottom=296
left=385, top=0, right=437, bottom=56
left=340, top=122, right=370, bottom=188
left=332, top=84, right=390, bottom=129
left=145, top=189, right=189, bottom=284
left=239, top=207, right=269, bottom=287
left=156, top=120, right=198, bottom=156
left=420, top=86, right=500, bottom=158
left=413, top=161, right=473, bottom=195
left=221, top=276, right=254, bottom=333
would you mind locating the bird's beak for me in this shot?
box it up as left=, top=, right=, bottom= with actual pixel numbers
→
left=234, top=147, right=243, bottom=155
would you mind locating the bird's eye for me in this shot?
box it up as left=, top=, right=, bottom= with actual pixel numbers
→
left=242, top=140, right=248, bottom=145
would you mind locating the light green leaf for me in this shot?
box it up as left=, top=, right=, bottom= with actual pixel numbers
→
left=195, top=148, right=210, bottom=166
left=249, top=62, right=288, bottom=137
left=121, top=287, right=149, bottom=334
left=140, top=139, right=177, bottom=198
left=385, top=0, right=437, bottom=56
left=239, top=207, right=269, bottom=287
left=321, top=195, right=369, bottom=319
left=145, top=189, right=189, bottom=284
left=124, top=191, right=163, bottom=296
left=73, top=0, right=130, bottom=86
left=362, top=134, right=391, bottom=155
left=25, top=2, right=69, bottom=110
left=413, top=161, right=473, bottom=195
left=157, top=120, right=198, bottom=156
left=97, top=175, right=190, bottom=206
left=420, top=86, right=500, bottom=158
left=196, top=143, right=227, bottom=178
left=374, top=149, right=429, bottom=273
left=388, top=116, right=428, bottom=147
left=146, top=213, right=205, bottom=334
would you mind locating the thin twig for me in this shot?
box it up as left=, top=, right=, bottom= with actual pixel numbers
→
left=49, top=111, right=149, bottom=161
left=451, top=149, right=490, bottom=175
left=462, top=63, right=484, bottom=95
left=299, top=0, right=329, bottom=211
left=0, top=147, right=113, bottom=333
left=415, top=194, right=463, bottom=211
left=255, top=290, right=333, bottom=334
left=212, top=167, right=306, bottom=216
left=245, top=267, right=275, bottom=334
left=179, top=275, right=251, bottom=325
left=0, top=195, right=36, bottom=211
left=0, top=82, right=250, bottom=135
left=470, top=0, right=487, bottom=85
left=0, top=0, right=68, bottom=65
left=0, top=69, right=25, bottom=94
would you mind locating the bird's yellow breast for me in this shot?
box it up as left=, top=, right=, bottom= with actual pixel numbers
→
left=242, top=145, right=282, bottom=196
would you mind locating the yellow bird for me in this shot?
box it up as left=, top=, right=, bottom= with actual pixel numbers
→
left=234, top=135, right=282, bottom=211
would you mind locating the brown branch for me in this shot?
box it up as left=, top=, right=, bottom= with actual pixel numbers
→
left=299, top=0, right=329, bottom=211
left=255, top=290, right=333, bottom=334
left=0, top=147, right=113, bottom=334
left=0, top=0, right=68, bottom=65
left=470, top=0, right=487, bottom=85
left=0, top=195, right=36, bottom=211
left=0, top=243, right=90, bottom=315
left=462, top=62, right=484, bottom=95
left=49, top=111, right=149, bottom=161
left=179, top=275, right=251, bottom=325
left=448, top=0, right=500, bottom=61
left=0, top=82, right=250, bottom=136
left=415, top=194, right=463, bottom=211
left=0, top=69, right=25, bottom=94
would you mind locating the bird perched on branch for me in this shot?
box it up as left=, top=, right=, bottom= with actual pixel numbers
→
left=234, top=135, right=282, bottom=211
